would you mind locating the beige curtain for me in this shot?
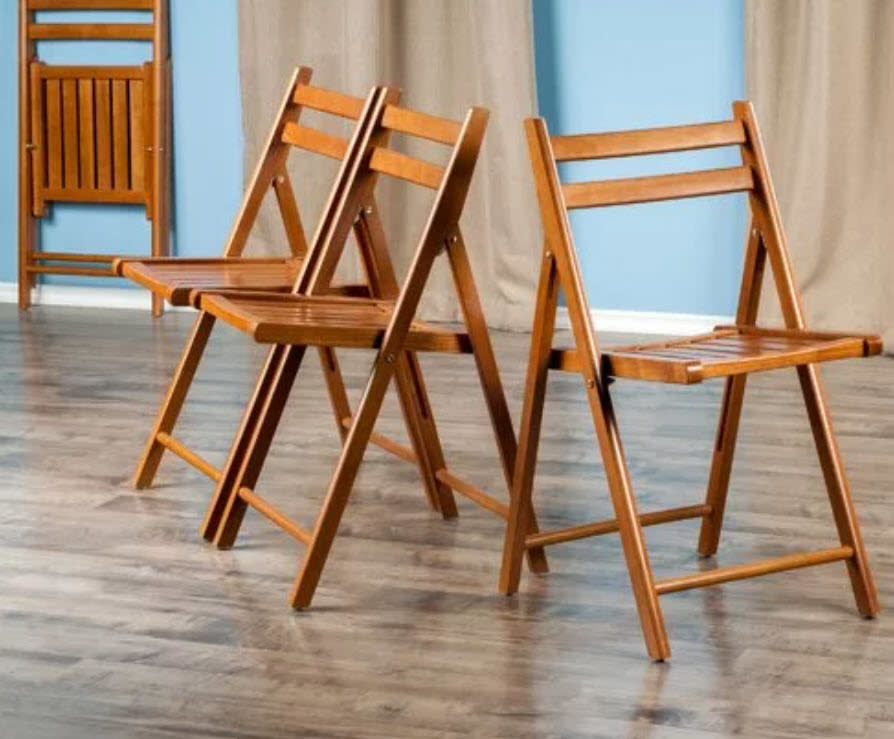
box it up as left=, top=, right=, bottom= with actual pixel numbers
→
left=746, top=0, right=894, bottom=348
left=237, top=0, right=540, bottom=328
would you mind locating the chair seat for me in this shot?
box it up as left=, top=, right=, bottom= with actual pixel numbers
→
left=114, top=257, right=303, bottom=306
left=550, top=326, right=882, bottom=384
left=199, top=291, right=473, bottom=354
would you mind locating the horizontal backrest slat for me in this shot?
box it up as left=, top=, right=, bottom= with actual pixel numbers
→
left=281, top=122, right=348, bottom=160
left=38, top=65, right=145, bottom=80
left=28, top=22, right=154, bottom=40
left=562, top=166, right=754, bottom=209
left=381, top=105, right=461, bottom=146
left=293, top=84, right=365, bottom=120
left=551, top=120, right=746, bottom=162
left=369, top=147, right=445, bottom=190
left=28, top=0, right=154, bottom=8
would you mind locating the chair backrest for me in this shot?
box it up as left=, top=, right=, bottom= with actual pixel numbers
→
left=294, top=86, right=488, bottom=305
left=21, top=0, right=170, bottom=216
left=526, top=101, right=808, bottom=338
left=219, top=67, right=376, bottom=260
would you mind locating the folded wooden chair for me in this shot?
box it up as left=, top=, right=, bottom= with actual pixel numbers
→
left=115, top=70, right=453, bottom=520
left=196, top=86, right=548, bottom=607
left=500, top=102, right=882, bottom=660
left=19, top=0, right=171, bottom=316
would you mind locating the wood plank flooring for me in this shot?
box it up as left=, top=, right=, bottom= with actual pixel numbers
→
left=1, top=304, right=892, bottom=738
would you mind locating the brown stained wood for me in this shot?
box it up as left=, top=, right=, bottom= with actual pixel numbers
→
left=562, top=166, right=754, bottom=209
left=129, top=79, right=145, bottom=192
left=382, top=104, right=462, bottom=145
left=198, top=292, right=474, bottom=354
left=271, top=171, right=308, bottom=257
left=116, top=258, right=301, bottom=304
left=503, top=106, right=882, bottom=661
left=77, top=79, right=95, bottom=189
left=525, top=504, right=711, bottom=549
left=292, top=84, right=365, bottom=119
left=34, top=251, right=116, bottom=263
left=369, top=147, right=445, bottom=190
left=237, top=487, right=312, bottom=545
left=28, top=264, right=115, bottom=277
left=28, top=62, right=46, bottom=216
left=654, top=546, right=854, bottom=595
left=28, top=22, right=154, bottom=40
left=61, top=79, right=78, bottom=189
left=28, top=0, right=153, bottom=9
left=18, top=0, right=34, bottom=307
left=111, top=79, right=129, bottom=190
left=18, top=0, right=170, bottom=304
left=281, top=123, right=348, bottom=160
left=551, top=119, right=745, bottom=161
left=94, top=79, right=112, bottom=189
left=45, top=79, right=63, bottom=190
left=156, top=431, right=221, bottom=482
left=41, top=65, right=145, bottom=80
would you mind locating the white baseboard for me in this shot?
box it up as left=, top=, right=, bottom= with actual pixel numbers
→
left=557, top=306, right=733, bottom=336
left=0, top=282, right=188, bottom=311
left=0, top=281, right=731, bottom=334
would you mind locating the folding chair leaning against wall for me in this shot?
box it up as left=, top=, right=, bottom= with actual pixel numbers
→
left=113, top=70, right=460, bottom=525
left=500, top=101, right=882, bottom=660
left=19, top=0, right=171, bottom=316
left=194, top=86, right=548, bottom=607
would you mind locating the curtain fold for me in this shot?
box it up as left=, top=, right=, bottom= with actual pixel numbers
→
left=237, top=0, right=540, bottom=328
left=746, top=0, right=894, bottom=348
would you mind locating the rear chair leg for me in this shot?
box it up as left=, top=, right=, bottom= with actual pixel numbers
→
left=133, top=311, right=216, bottom=489
left=798, top=364, right=879, bottom=617
left=393, top=352, right=459, bottom=518
left=201, top=344, right=301, bottom=543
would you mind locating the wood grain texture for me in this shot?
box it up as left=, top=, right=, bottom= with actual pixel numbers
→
left=1, top=304, right=891, bottom=737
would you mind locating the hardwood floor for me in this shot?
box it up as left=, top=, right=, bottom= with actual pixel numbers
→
left=1, top=304, right=892, bottom=738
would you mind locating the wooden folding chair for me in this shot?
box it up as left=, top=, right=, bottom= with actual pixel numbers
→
left=114, top=70, right=455, bottom=521
left=500, top=102, right=882, bottom=660
left=195, top=86, right=548, bottom=607
left=18, top=0, right=171, bottom=316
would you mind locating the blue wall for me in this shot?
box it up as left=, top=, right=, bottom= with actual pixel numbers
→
left=533, top=0, right=746, bottom=315
left=0, top=1, right=243, bottom=286
left=2, top=1, right=745, bottom=315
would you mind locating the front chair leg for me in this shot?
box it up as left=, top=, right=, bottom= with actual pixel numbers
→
left=134, top=311, right=216, bottom=489
left=290, top=354, right=397, bottom=609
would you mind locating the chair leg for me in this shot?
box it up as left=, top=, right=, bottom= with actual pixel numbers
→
left=393, top=352, right=458, bottom=517
left=797, top=364, right=880, bottom=617
left=200, top=344, right=303, bottom=543
left=318, top=344, right=455, bottom=517
left=498, top=347, right=550, bottom=595
left=698, top=374, right=747, bottom=556
left=290, top=353, right=398, bottom=609
left=316, top=346, right=355, bottom=445
left=133, top=311, right=216, bottom=489
left=594, top=385, right=671, bottom=661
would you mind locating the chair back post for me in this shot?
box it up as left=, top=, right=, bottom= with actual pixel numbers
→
left=525, top=117, right=606, bottom=385
left=734, top=100, right=807, bottom=328
left=295, top=86, right=401, bottom=295
left=222, top=66, right=314, bottom=258
left=382, top=107, right=489, bottom=338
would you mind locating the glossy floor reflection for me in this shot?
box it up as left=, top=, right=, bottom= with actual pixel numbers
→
left=1, top=305, right=892, bottom=737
